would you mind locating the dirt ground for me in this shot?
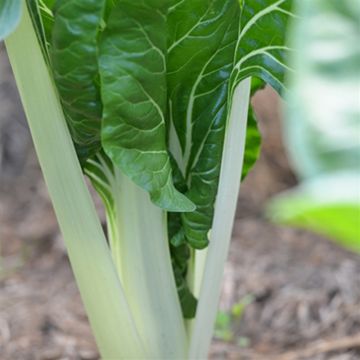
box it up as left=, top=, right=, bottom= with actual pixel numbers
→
left=1, top=46, right=360, bottom=360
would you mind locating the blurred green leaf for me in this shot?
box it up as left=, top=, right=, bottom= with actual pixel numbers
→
left=214, top=295, right=254, bottom=342
left=231, top=294, right=254, bottom=318
left=214, top=311, right=233, bottom=342
left=269, top=0, right=360, bottom=252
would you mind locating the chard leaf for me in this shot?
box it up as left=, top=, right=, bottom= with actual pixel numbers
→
left=168, top=0, right=240, bottom=248
left=51, top=0, right=105, bottom=161
left=242, top=105, right=261, bottom=180
left=168, top=0, right=294, bottom=248
left=26, top=0, right=54, bottom=65
left=231, top=0, right=294, bottom=93
left=99, top=1, right=195, bottom=212
left=84, top=151, right=115, bottom=216
left=242, top=77, right=265, bottom=181
left=0, top=0, right=22, bottom=41
left=38, top=0, right=55, bottom=47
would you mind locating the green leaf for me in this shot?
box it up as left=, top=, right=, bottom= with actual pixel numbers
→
left=46, top=0, right=291, bottom=220
left=250, top=77, right=266, bottom=96
left=242, top=105, right=261, bottom=180
left=269, top=0, right=360, bottom=252
left=99, top=1, right=195, bottom=212
left=242, top=77, right=263, bottom=181
left=168, top=0, right=240, bottom=249
left=26, top=0, right=54, bottom=65
left=51, top=0, right=105, bottom=161
left=38, top=0, right=55, bottom=46
left=168, top=0, right=294, bottom=248
left=270, top=174, right=360, bottom=253
left=0, top=0, right=22, bottom=41
left=231, top=0, right=295, bottom=93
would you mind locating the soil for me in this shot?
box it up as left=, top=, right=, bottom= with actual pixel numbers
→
left=1, top=46, right=360, bottom=360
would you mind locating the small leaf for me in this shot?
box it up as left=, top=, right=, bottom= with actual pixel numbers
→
left=269, top=174, right=360, bottom=253
left=51, top=0, right=105, bottom=161
left=99, top=1, right=194, bottom=212
left=231, top=0, right=294, bottom=93
left=242, top=105, right=261, bottom=180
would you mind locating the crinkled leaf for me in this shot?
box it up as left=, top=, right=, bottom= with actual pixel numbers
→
left=38, top=0, right=55, bottom=47
left=231, top=0, right=294, bottom=93
left=26, top=0, right=54, bottom=65
left=0, top=0, right=22, bottom=41
left=51, top=0, right=105, bottom=161
left=168, top=0, right=294, bottom=249
left=269, top=0, right=360, bottom=252
left=99, top=0, right=195, bottom=212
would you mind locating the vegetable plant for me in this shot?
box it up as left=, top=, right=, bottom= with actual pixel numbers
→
left=0, top=0, right=294, bottom=358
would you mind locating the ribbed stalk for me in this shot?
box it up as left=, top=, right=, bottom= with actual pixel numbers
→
left=5, top=4, right=145, bottom=358
left=107, top=168, right=188, bottom=358
left=189, top=78, right=251, bottom=358
left=185, top=248, right=207, bottom=339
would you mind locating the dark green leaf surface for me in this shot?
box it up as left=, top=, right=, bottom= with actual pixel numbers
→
left=99, top=1, right=195, bottom=212
left=242, top=77, right=264, bottom=181
left=26, top=0, right=54, bottom=65
left=0, top=0, right=21, bottom=41
left=38, top=0, right=55, bottom=47
left=51, top=0, right=105, bottom=160
left=172, top=251, right=197, bottom=319
left=231, top=0, right=294, bottom=93
left=168, top=0, right=293, bottom=248
left=168, top=0, right=239, bottom=248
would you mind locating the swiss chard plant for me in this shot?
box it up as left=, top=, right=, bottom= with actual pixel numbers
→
left=0, top=0, right=294, bottom=358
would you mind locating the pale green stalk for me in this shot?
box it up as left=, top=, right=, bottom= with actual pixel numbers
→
left=185, top=248, right=207, bottom=339
left=187, top=249, right=208, bottom=300
left=189, top=78, right=251, bottom=358
left=107, top=168, right=188, bottom=359
left=5, top=5, right=145, bottom=358
left=192, top=249, right=208, bottom=298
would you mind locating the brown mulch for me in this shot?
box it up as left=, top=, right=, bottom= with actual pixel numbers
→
left=1, top=47, right=360, bottom=360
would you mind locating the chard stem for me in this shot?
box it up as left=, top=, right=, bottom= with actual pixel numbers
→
left=107, top=168, right=188, bottom=358
left=5, top=4, right=145, bottom=358
left=189, top=78, right=251, bottom=358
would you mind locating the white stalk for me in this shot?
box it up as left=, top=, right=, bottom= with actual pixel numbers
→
left=185, top=248, right=207, bottom=339
left=189, top=78, right=251, bottom=358
left=5, top=4, right=145, bottom=358
left=108, top=168, right=188, bottom=359
left=192, top=248, right=208, bottom=298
